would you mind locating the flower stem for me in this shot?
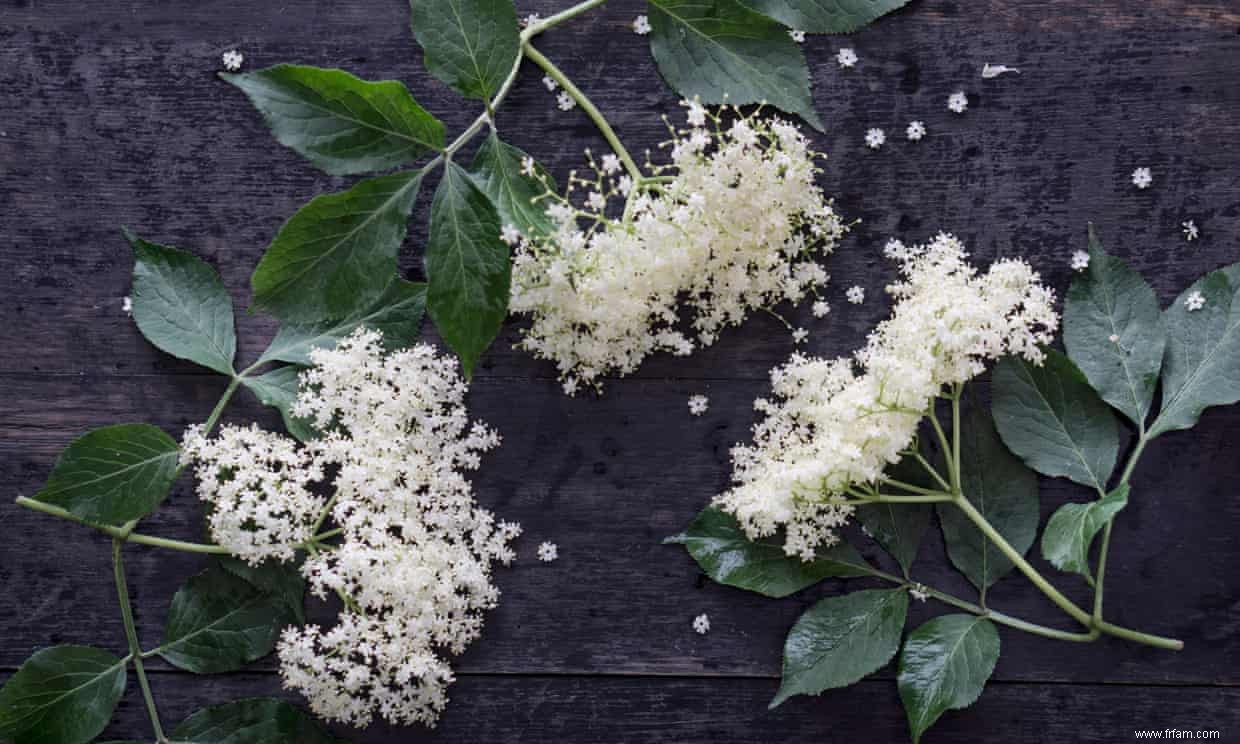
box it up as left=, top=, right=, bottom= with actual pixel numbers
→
left=522, top=43, right=643, bottom=181
left=113, top=539, right=170, bottom=744
left=522, top=0, right=609, bottom=38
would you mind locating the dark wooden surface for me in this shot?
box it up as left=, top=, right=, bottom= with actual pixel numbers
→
left=3, top=1, right=1240, bottom=741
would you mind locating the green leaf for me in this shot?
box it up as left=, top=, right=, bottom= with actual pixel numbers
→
left=857, top=453, right=936, bottom=576
left=158, top=562, right=299, bottom=674
left=1149, top=266, right=1240, bottom=437
left=258, top=278, right=427, bottom=366
left=1063, top=225, right=1165, bottom=428
left=664, top=506, right=873, bottom=598
left=409, top=0, right=520, bottom=102
left=771, top=588, right=908, bottom=707
left=240, top=366, right=318, bottom=442
left=898, top=614, right=1000, bottom=744
left=425, top=161, right=510, bottom=377
left=648, top=0, right=824, bottom=131
left=1041, top=484, right=1129, bottom=577
left=991, top=350, right=1120, bottom=492
left=221, top=64, right=445, bottom=176
left=937, top=406, right=1039, bottom=592
left=251, top=170, right=423, bottom=323
left=218, top=556, right=307, bottom=625
left=126, top=230, right=236, bottom=375
left=470, top=133, right=557, bottom=238
left=0, top=645, right=127, bottom=744
left=172, top=698, right=341, bottom=744
left=741, top=0, right=914, bottom=33
left=33, top=423, right=179, bottom=525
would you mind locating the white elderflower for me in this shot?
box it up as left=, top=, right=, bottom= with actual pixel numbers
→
left=789, top=29, right=806, bottom=43
left=632, top=14, right=651, bottom=35
left=1131, top=167, right=1152, bottom=189
left=600, top=153, right=622, bottom=175
left=837, top=48, right=858, bottom=68
left=501, top=224, right=522, bottom=246
left=688, top=394, right=710, bottom=416
left=509, top=106, right=846, bottom=394
left=1070, top=250, right=1090, bottom=272
left=556, top=91, right=576, bottom=111
left=909, top=584, right=930, bottom=602
left=716, top=234, right=1058, bottom=559
left=865, top=128, right=886, bottom=149
left=981, top=64, right=1019, bottom=78
left=541, top=75, right=558, bottom=92
left=1108, top=333, right=1120, bottom=343
left=1185, top=290, right=1205, bottom=311
left=812, top=300, right=831, bottom=318
left=521, top=13, right=542, bottom=28
left=846, top=285, right=866, bottom=304
left=692, top=613, right=711, bottom=634
left=520, top=155, right=537, bottom=177
left=906, top=121, right=926, bottom=141
left=537, top=541, right=559, bottom=562
left=121, top=296, right=133, bottom=316
left=221, top=49, right=243, bottom=72
left=1182, top=220, right=1199, bottom=241
left=792, top=327, right=809, bottom=344
left=948, top=91, right=969, bottom=113
left=883, top=238, right=912, bottom=260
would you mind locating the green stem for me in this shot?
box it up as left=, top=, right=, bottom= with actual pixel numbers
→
left=950, top=386, right=962, bottom=487
left=522, top=0, right=609, bottom=38
left=522, top=43, right=643, bottom=181
left=113, top=540, right=170, bottom=744
left=928, top=409, right=955, bottom=490
left=878, top=476, right=947, bottom=497
left=909, top=451, right=952, bottom=492
left=1094, top=619, right=1184, bottom=651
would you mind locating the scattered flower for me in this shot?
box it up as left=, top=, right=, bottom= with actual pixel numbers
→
left=501, top=224, right=523, bottom=246
left=537, top=541, right=559, bottom=562
left=837, top=48, right=858, bottom=68
left=716, top=234, right=1058, bottom=559
left=600, top=153, right=622, bottom=175
left=909, top=584, right=930, bottom=602
left=521, top=12, right=542, bottom=28
left=688, top=394, right=710, bottom=416
left=792, top=327, right=809, bottom=344
left=1185, top=290, right=1205, bottom=311
left=683, top=98, right=707, bottom=127
left=542, top=75, right=559, bottom=92
left=1070, top=250, right=1090, bottom=272
left=948, top=91, right=969, bottom=113
left=812, top=300, right=831, bottom=318
left=981, top=63, right=1020, bottom=78
left=121, top=296, right=133, bottom=316
left=692, top=613, right=711, bottom=634
left=632, top=14, right=651, bottom=35
left=221, top=49, right=243, bottom=72
left=846, top=285, right=866, bottom=304
left=1131, top=167, right=1152, bottom=189
left=883, top=239, right=912, bottom=261
left=1182, top=220, right=1199, bottom=241
left=520, top=155, right=537, bottom=177
left=556, top=91, right=576, bottom=111
left=865, top=128, right=886, bottom=149
left=906, top=120, right=926, bottom=141
left=1108, top=333, right=1120, bottom=344
left=789, top=29, right=806, bottom=43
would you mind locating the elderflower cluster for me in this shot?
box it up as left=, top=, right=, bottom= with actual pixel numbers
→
left=716, top=234, right=1058, bottom=559
left=181, top=328, right=518, bottom=728
left=508, top=104, right=846, bottom=394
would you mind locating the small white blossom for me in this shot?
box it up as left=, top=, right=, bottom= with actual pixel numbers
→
left=1070, top=250, right=1090, bottom=272
left=1131, top=167, right=1152, bottom=189
left=688, top=394, right=710, bottom=416
left=1182, top=220, right=1199, bottom=241
left=521, top=13, right=542, bottom=28
left=600, top=153, right=622, bottom=175
left=1108, top=333, right=1120, bottom=343
left=981, top=63, right=1020, bottom=78
left=812, top=300, right=831, bottom=318
left=542, top=75, right=558, bottom=92
left=556, top=91, right=576, bottom=111
left=860, top=524, right=873, bottom=538
left=501, top=224, right=523, bottom=246
left=221, top=49, right=243, bottom=72
left=632, top=14, right=651, bottom=35
left=121, top=296, right=133, bottom=316
left=948, top=91, right=969, bottom=113
left=586, top=191, right=607, bottom=211
left=792, top=327, right=809, bottom=344
left=789, top=29, right=806, bottom=43
left=1185, top=290, right=1205, bottom=311
left=883, top=239, right=912, bottom=260
left=909, top=584, right=930, bottom=602
left=692, top=613, right=711, bottom=634
left=683, top=98, right=708, bottom=127
left=906, top=121, right=926, bottom=141
left=837, top=48, right=858, bottom=68
left=865, top=128, right=886, bottom=150
left=537, top=541, right=559, bottom=562
left=520, top=155, right=537, bottom=177
left=846, top=285, right=866, bottom=304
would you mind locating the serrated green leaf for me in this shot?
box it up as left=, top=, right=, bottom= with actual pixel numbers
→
left=898, top=614, right=999, bottom=744
left=1063, top=225, right=1166, bottom=429
left=240, top=366, right=318, bottom=442
left=218, top=556, right=307, bottom=625
left=856, top=452, right=936, bottom=576
left=157, top=562, right=298, bottom=674
left=0, top=645, right=127, bottom=744
left=1149, top=266, right=1240, bottom=437
left=1041, top=484, right=1129, bottom=577
left=648, top=0, right=824, bottom=131
left=425, top=161, right=510, bottom=377
left=221, top=65, right=445, bottom=176
left=33, top=423, right=179, bottom=526
left=409, top=0, right=520, bottom=102
left=772, top=588, right=908, bottom=707
left=991, top=350, right=1119, bottom=492
left=125, top=230, right=236, bottom=375
left=937, top=406, right=1039, bottom=592
left=664, top=506, right=873, bottom=598
left=251, top=170, right=423, bottom=324
left=741, top=0, right=914, bottom=33
left=258, top=278, right=427, bottom=366
left=172, top=698, right=341, bottom=744
left=470, top=133, right=557, bottom=239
